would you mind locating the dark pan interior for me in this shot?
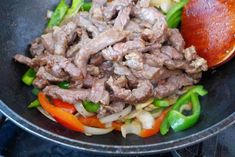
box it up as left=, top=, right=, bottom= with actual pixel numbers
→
left=0, top=0, right=235, bottom=155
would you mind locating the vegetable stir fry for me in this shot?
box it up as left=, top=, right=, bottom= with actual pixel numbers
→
left=14, top=0, right=208, bottom=138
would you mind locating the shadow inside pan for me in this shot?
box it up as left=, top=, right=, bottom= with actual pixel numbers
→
left=0, top=0, right=234, bottom=155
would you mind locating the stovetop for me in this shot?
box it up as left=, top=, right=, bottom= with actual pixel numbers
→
left=0, top=113, right=234, bottom=157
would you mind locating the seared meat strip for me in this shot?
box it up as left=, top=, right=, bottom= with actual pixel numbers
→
left=43, top=85, right=90, bottom=104
left=74, top=28, right=128, bottom=77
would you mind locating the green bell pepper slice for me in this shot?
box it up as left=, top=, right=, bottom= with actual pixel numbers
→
left=64, top=0, right=84, bottom=20
left=83, top=100, right=101, bottom=113
left=153, top=99, right=170, bottom=108
left=168, top=93, right=200, bottom=132
left=22, top=68, right=36, bottom=86
left=160, top=85, right=207, bottom=135
left=58, top=81, right=70, bottom=89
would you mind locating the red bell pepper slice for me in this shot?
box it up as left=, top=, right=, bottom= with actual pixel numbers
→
left=77, top=116, right=105, bottom=128
left=52, top=98, right=76, bottom=114
left=38, top=92, right=84, bottom=132
left=140, top=107, right=171, bottom=138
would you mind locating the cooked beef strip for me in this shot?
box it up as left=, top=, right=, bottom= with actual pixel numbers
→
left=168, top=29, right=185, bottom=52
left=154, top=74, right=194, bottom=98
left=161, top=46, right=183, bottom=60
left=33, top=78, right=48, bottom=89
left=107, top=77, right=153, bottom=103
left=74, top=28, right=128, bottom=77
left=30, top=38, right=45, bottom=57
left=124, top=52, right=144, bottom=70
left=14, top=54, right=33, bottom=67
left=36, top=67, right=67, bottom=82
left=114, top=6, right=131, bottom=30
left=90, top=53, right=105, bottom=66
left=87, top=64, right=100, bottom=76
left=43, top=85, right=90, bottom=104
left=104, top=101, right=125, bottom=113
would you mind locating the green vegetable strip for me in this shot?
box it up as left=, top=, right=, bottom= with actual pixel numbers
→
left=47, top=0, right=69, bottom=28
left=58, top=81, right=70, bottom=89
left=167, top=10, right=182, bottom=28
left=160, top=86, right=207, bottom=135
left=166, top=0, right=189, bottom=28
left=168, top=93, right=201, bottom=132
left=32, top=87, right=40, bottom=96
left=22, top=68, right=36, bottom=86
left=153, top=99, right=170, bottom=108
left=64, top=0, right=84, bottom=19
left=28, top=99, right=40, bottom=109
left=83, top=100, right=101, bottom=113
left=80, top=2, right=92, bottom=11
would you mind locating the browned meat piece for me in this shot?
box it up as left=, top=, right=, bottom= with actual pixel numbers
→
left=41, top=22, right=77, bottom=56
left=113, top=63, right=138, bottom=85
left=87, top=65, right=100, bottom=76
left=14, top=54, right=33, bottom=67
left=100, top=91, right=110, bottom=105
left=161, top=46, right=183, bottom=60
left=30, top=38, right=45, bottom=56
left=66, top=29, right=90, bottom=58
left=132, top=64, right=161, bottom=80
left=125, top=20, right=142, bottom=33
left=107, top=77, right=153, bottom=103
left=36, top=67, right=67, bottom=82
left=114, top=6, right=131, bottom=30
left=183, top=46, right=198, bottom=62
left=144, top=51, right=171, bottom=67
left=124, top=52, right=144, bottom=70
left=43, top=85, right=90, bottom=104
left=33, top=78, right=48, bottom=89
left=169, top=29, right=185, bottom=52
left=32, top=55, right=82, bottom=80
left=103, top=0, right=133, bottom=20
left=104, top=102, right=125, bottom=113
left=76, top=13, right=99, bottom=37
left=83, top=74, right=95, bottom=88
left=102, top=39, right=145, bottom=61
left=154, top=74, right=194, bottom=98
left=132, top=80, right=153, bottom=102
left=114, top=76, right=128, bottom=88
left=90, top=53, right=105, bottom=66
left=89, top=79, right=105, bottom=103
left=138, top=0, right=150, bottom=7
left=74, top=28, right=128, bottom=76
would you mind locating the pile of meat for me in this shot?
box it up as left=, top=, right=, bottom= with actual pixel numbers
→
left=14, top=0, right=208, bottom=116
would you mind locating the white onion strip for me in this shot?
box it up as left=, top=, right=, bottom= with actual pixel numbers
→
left=100, top=105, right=132, bottom=124
left=37, top=107, right=56, bottom=122
left=121, top=121, right=141, bottom=138
left=136, top=111, right=154, bottom=129
left=74, top=103, right=95, bottom=117
left=136, top=98, right=154, bottom=110
left=84, top=126, right=113, bottom=135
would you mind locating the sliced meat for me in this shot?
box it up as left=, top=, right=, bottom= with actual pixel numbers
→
left=102, top=39, right=145, bottom=61
left=36, top=67, right=67, bottom=82
left=14, top=54, right=33, bottom=67
left=76, top=13, right=99, bottom=37
left=169, top=29, right=185, bottom=52
left=87, top=64, right=100, bottom=76
left=90, top=53, right=105, bottom=66
left=161, top=46, right=183, bottom=60
left=154, top=74, right=194, bottom=98
left=124, top=52, right=144, bottom=70
left=83, top=74, right=95, bottom=88
left=104, top=102, right=125, bottom=113
left=113, top=63, right=138, bottom=85
left=43, top=85, right=90, bottom=104
left=138, top=0, right=150, bottom=7
left=107, top=77, right=153, bottom=103
left=41, top=33, right=54, bottom=53
left=33, top=78, right=48, bottom=89
left=30, top=38, right=45, bottom=56
left=114, top=76, right=128, bottom=88
left=74, top=28, right=128, bottom=76
left=89, top=79, right=106, bottom=103
left=132, top=64, right=161, bottom=80
left=125, top=20, right=142, bottom=33
left=114, top=6, right=131, bottom=30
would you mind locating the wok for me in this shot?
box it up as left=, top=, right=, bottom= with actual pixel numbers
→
left=0, top=0, right=234, bottom=155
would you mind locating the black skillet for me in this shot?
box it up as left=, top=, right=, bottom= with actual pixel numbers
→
left=0, top=0, right=234, bottom=155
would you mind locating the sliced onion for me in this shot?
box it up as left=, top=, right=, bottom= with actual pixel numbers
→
left=135, top=98, right=154, bottom=110
left=105, top=122, right=112, bottom=128
left=37, top=107, right=56, bottom=122
left=84, top=126, right=113, bottom=135
left=100, top=105, right=132, bottom=124
left=47, top=10, right=53, bottom=19
left=179, top=103, right=192, bottom=113
left=121, top=121, right=141, bottom=138
left=152, top=109, right=163, bottom=118
left=122, top=109, right=140, bottom=120
left=136, top=111, right=154, bottom=129
left=74, top=103, right=95, bottom=117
